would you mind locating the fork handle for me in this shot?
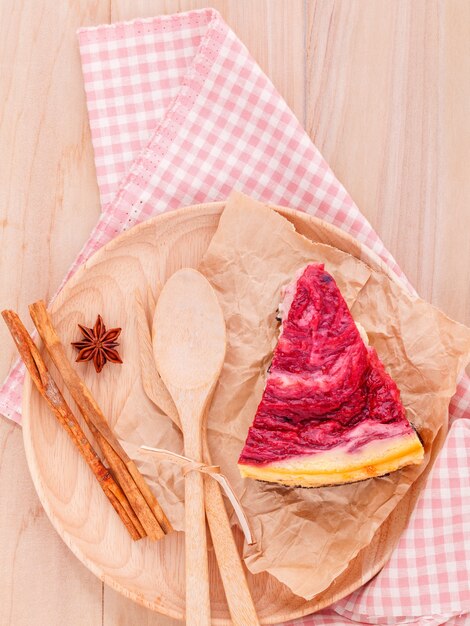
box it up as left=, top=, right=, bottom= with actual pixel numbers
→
left=204, top=475, right=260, bottom=625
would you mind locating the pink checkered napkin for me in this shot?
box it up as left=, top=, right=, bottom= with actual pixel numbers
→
left=1, top=8, right=469, bottom=625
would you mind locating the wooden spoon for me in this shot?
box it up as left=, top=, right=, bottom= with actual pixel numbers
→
left=136, top=289, right=261, bottom=625
left=153, top=269, right=226, bottom=626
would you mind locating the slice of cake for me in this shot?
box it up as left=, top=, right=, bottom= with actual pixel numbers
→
left=238, top=264, right=424, bottom=487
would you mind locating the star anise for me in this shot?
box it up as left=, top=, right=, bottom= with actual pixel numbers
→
left=71, top=315, right=123, bottom=373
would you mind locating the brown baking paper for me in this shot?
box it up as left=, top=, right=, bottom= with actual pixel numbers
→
left=126, top=191, right=470, bottom=600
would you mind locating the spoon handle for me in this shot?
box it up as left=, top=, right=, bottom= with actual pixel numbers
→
left=183, top=418, right=211, bottom=626
left=184, top=469, right=211, bottom=625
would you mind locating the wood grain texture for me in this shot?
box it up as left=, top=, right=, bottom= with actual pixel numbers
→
left=103, top=588, right=181, bottom=626
left=306, top=0, right=470, bottom=326
left=0, top=0, right=107, bottom=381
left=0, top=1, right=108, bottom=625
left=1, top=1, right=470, bottom=625
left=438, top=0, right=470, bottom=325
left=0, top=421, right=102, bottom=626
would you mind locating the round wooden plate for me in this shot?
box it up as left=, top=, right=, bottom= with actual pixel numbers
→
left=21, top=203, right=440, bottom=624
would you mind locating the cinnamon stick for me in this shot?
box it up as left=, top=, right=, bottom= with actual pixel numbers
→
left=1, top=310, right=144, bottom=541
left=29, top=300, right=172, bottom=538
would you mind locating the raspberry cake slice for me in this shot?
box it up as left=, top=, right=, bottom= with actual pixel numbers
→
left=238, top=264, right=424, bottom=487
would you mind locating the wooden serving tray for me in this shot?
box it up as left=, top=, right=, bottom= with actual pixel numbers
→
left=21, top=203, right=441, bottom=624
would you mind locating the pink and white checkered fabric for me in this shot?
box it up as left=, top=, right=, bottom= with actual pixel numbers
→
left=1, top=8, right=469, bottom=624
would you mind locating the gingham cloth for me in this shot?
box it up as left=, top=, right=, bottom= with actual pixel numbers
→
left=1, top=8, right=469, bottom=625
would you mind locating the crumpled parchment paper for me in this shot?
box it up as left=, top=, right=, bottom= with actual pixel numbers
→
left=125, top=191, right=470, bottom=600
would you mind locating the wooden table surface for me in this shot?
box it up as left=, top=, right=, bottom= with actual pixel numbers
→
left=1, top=1, right=469, bottom=624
